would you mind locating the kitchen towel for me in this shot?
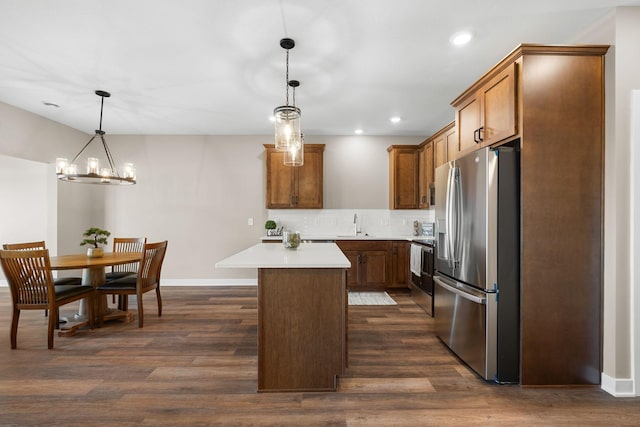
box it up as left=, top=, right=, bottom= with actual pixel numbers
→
left=410, top=243, right=422, bottom=276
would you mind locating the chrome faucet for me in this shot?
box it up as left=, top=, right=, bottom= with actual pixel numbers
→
left=353, top=213, right=360, bottom=235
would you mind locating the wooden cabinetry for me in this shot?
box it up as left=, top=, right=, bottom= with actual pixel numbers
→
left=418, top=142, right=433, bottom=209
left=264, top=144, right=324, bottom=209
left=388, top=146, right=419, bottom=209
left=390, top=241, right=410, bottom=289
left=449, top=44, right=608, bottom=386
left=453, top=62, right=517, bottom=157
left=433, top=121, right=456, bottom=169
left=336, top=240, right=391, bottom=291
left=387, top=145, right=420, bottom=209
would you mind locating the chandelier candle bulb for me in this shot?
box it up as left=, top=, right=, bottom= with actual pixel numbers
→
left=55, top=158, right=68, bottom=174
left=87, top=157, right=99, bottom=174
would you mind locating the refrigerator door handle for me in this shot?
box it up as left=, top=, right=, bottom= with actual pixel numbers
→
left=434, top=276, right=486, bottom=305
left=445, top=167, right=455, bottom=268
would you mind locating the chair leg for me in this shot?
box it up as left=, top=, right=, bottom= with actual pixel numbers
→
left=48, top=306, right=57, bottom=349
left=10, top=307, right=20, bottom=349
left=156, top=287, right=162, bottom=317
left=137, top=294, right=144, bottom=328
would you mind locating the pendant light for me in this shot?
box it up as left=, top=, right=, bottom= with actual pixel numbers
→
left=274, top=38, right=301, bottom=151
left=283, top=80, right=304, bottom=166
left=56, top=90, right=136, bottom=185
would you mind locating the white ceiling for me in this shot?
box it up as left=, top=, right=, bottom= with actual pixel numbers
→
left=0, top=0, right=637, bottom=137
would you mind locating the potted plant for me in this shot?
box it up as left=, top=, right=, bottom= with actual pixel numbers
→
left=80, top=227, right=111, bottom=258
left=265, top=220, right=278, bottom=236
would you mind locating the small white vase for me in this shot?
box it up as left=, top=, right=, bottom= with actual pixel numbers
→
left=87, top=247, right=104, bottom=258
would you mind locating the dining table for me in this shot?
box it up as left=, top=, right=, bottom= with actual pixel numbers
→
left=49, top=251, right=141, bottom=336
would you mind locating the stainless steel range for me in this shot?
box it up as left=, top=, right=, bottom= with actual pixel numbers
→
left=409, top=237, right=435, bottom=317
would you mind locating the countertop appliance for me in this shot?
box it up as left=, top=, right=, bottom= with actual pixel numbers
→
left=434, top=146, right=520, bottom=383
left=409, top=238, right=434, bottom=316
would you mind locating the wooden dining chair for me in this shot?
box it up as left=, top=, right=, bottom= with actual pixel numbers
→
left=0, top=249, right=96, bottom=349
left=105, top=237, right=146, bottom=282
left=105, top=237, right=146, bottom=309
left=2, top=241, right=82, bottom=286
left=97, top=240, right=167, bottom=328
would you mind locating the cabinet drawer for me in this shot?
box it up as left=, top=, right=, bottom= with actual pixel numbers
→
left=336, top=240, right=389, bottom=251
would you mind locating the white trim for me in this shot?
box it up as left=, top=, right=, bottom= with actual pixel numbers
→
left=631, top=90, right=640, bottom=396
left=161, top=279, right=257, bottom=286
left=601, top=373, right=636, bottom=397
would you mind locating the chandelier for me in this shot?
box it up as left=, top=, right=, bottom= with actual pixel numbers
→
left=56, top=90, right=136, bottom=185
left=273, top=38, right=302, bottom=153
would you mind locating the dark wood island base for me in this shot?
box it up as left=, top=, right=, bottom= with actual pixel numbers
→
left=258, top=268, right=346, bottom=392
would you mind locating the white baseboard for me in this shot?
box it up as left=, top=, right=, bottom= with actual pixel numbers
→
left=601, top=372, right=636, bottom=397
left=161, top=279, right=257, bottom=286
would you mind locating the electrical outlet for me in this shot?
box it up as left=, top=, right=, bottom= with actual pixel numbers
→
left=248, top=218, right=254, bottom=226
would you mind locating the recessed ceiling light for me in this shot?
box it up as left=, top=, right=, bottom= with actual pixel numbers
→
left=354, top=129, right=364, bottom=135
left=390, top=116, right=401, bottom=123
left=450, top=31, right=473, bottom=46
left=268, top=115, right=276, bottom=123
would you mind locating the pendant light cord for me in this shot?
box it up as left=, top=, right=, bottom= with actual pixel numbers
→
left=285, top=48, right=290, bottom=106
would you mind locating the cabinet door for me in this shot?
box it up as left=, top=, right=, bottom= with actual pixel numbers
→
left=418, top=143, right=433, bottom=209
left=480, top=62, right=517, bottom=146
left=389, top=148, right=419, bottom=209
left=294, top=147, right=323, bottom=208
left=361, top=250, right=389, bottom=289
left=342, top=251, right=361, bottom=288
left=390, top=241, right=410, bottom=289
left=265, top=149, right=295, bottom=208
left=457, top=95, right=482, bottom=156
left=444, top=126, right=457, bottom=163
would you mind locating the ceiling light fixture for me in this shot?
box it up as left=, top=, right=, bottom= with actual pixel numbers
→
left=390, top=116, right=401, bottom=123
left=273, top=38, right=302, bottom=152
left=355, top=129, right=364, bottom=135
left=450, top=31, right=473, bottom=46
left=56, top=90, right=136, bottom=185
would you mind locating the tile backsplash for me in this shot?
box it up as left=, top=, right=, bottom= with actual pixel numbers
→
left=267, top=209, right=435, bottom=237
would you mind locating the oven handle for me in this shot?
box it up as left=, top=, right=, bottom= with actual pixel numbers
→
left=434, top=276, right=486, bottom=305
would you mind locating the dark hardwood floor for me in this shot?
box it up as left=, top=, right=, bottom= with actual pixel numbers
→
left=0, top=286, right=638, bottom=426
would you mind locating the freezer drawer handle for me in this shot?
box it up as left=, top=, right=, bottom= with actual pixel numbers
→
left=434, top=276, right=486, bottom=305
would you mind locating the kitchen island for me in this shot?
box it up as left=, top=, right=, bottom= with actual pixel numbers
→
left=215, top=243, right=350, bottom=392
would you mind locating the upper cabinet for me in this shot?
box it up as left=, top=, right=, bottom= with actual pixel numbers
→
left=418, top=141, right=433, bottom=209
left=452, top=62, right=517, bottom=157
left=388, top=145, right=420, bottom=209
left=434, top=121, right=456, bottom=168
left=264, top=144, right=325, bottom=209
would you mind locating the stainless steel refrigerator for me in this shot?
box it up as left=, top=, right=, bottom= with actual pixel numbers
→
left=434, top=146, right=519, bottom=383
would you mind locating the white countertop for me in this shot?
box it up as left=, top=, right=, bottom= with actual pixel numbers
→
left=215, top=242, right=351, bottom=269
left=261, top=235, right=435, bottom=242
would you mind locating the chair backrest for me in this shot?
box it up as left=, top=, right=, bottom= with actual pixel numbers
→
left=137, top=241, right=168, bottom=294
left=3, top=241, right=46, bottom=250
left=0, top=249, right=54, bottom=308
left=112, top=237, right=147, bottom=273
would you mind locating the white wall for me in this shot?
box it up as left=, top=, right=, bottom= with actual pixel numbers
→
left=0, top=155, right=53, bottom=282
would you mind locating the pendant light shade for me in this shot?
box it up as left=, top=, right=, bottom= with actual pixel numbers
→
left=274, top=105, right=301, bottom=151
left=284, top=132, right=304, bottom=166
left=56, top=90, right=136, bottom=185
left=274, top=38, right=302, bottom=152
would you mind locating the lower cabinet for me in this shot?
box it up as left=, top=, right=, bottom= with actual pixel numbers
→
left=336, top=240, right=391, bottom=291
left=390, top=241, right=410, bottom=289
left=336, top=240, right=410, bottom=291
